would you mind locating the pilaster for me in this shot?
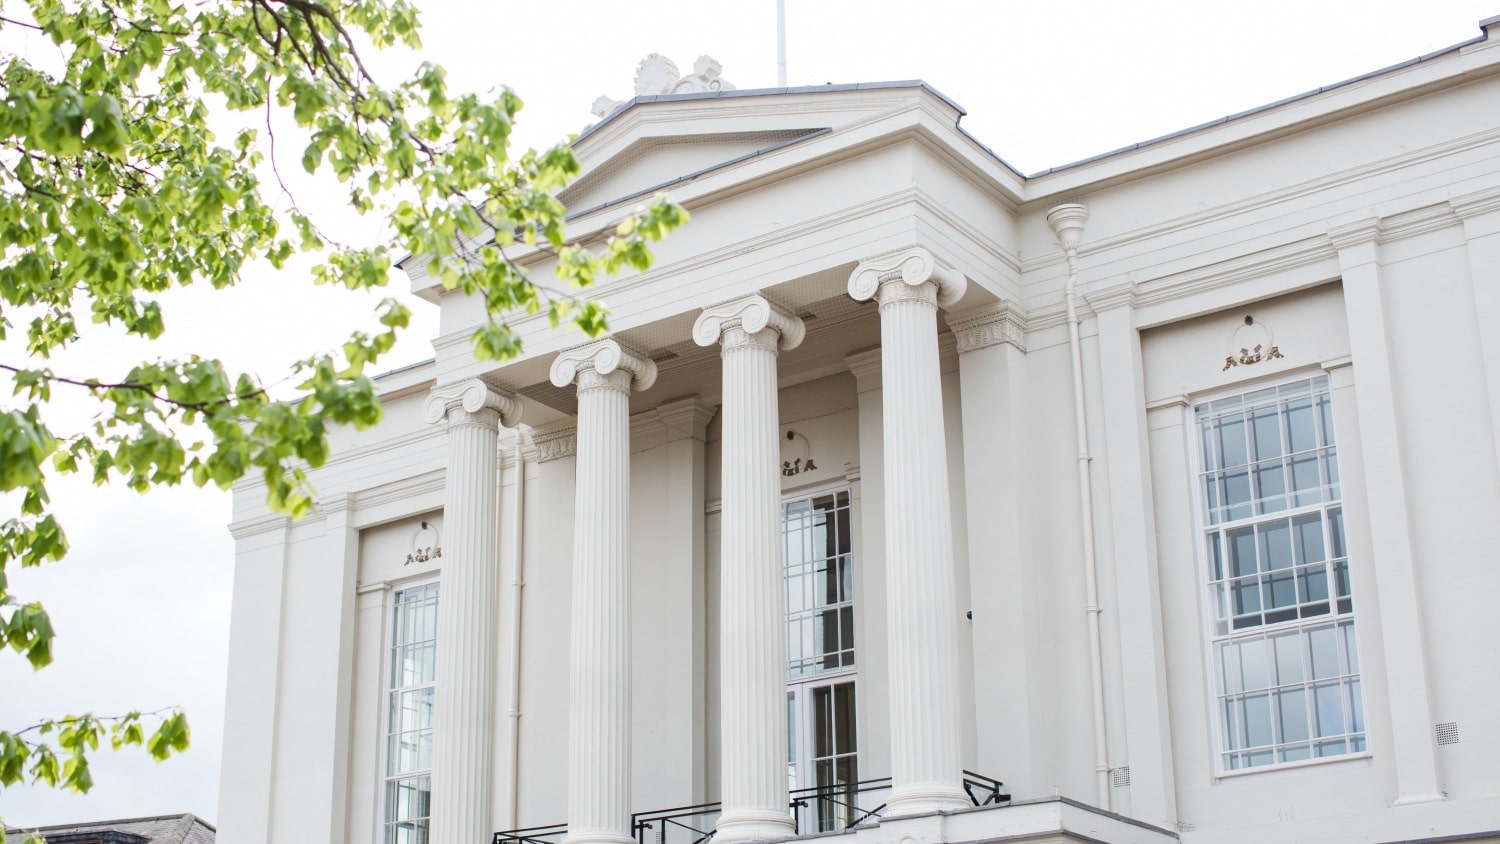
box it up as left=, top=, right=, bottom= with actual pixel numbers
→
left=1329, top=218, right=1444, bottom=806
left=658, top=397, right=715, bottom=803
left=951, top=309, right=1035, bottom=798
left=1450, top=187, right=1500, bottom=472
left=1091, top=298, right=1175, bottom=827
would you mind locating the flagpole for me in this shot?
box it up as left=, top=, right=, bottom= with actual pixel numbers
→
left=776, top=0, right=787, bottom=86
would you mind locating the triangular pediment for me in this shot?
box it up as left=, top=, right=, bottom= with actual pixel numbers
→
left=559, top=128, right=826, bottom=215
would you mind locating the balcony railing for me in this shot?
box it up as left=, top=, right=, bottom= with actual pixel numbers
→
left=493, top=772, right=1008, bottom=844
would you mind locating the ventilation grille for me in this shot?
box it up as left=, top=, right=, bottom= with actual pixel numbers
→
left=1436, top=722, right=1460, bottom=746
left=1110, top=766, right=1132, bottom=787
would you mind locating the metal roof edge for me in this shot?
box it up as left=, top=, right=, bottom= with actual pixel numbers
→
left=1024, top=22, right=1494, bottom=179
left=573, top=80, right=967, bottom=146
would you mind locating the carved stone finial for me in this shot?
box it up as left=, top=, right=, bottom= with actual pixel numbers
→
left=848, top=246, right=967, bottom=309
left=593, top=53, right=736, bottom=119
left=549, top=338, right=658, bottom=391
left=634, top=53, right=681, bottom=96
left=692, top=295, right=805, bottom=351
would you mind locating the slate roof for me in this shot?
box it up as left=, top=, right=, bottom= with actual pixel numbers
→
left=4, top=813, right=214, bottom=844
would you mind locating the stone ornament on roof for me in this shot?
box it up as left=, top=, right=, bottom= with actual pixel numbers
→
left=592, top=54, right=737, bottom=118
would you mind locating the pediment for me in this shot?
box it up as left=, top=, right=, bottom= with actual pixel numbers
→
left=558, top=128, right=827, bottom=215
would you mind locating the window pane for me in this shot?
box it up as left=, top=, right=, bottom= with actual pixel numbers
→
left=1250, top=406, right=1283, bottom=461
left=1340, top=621, right=1359, bottom=671
left=833, top=683, right=857, bottom=754
left=1238, top=638, right=1269, bottom=691
left=1292, top=513, right=1325, bottom=564
left=1232, top=578, right=1262, bottom=618
left=1259, top=520, right=1293, bottom=570
left=1218, top=417, right=1248, bottom=468
left=1271, top=631, right=1305, bottom=685
left=1298, top=564, right=1329, bottom=604
left=1244, top=693, right=1273, bottom=748
left=1309, top=625, right=1340, bottom=679
left=1318, top=393, right=1336, bottom=447
left=1346, top=679, right=1365, bottom=733
left=1314, top=682, right=1345, bottom=737
left=1219, top=641, right=1243, bottom=693
left=1285, top=399, right=1317, bottom=453
left=1329, top=507, right=1346, bottom=559
left=1254, top=461, right=1288, bottom=514
left=1290, top=454, right=1322, bottom=505
left=1223, top=468, right=1253, bottom=521
left=1229, top=528, right=1257, bottom=577
left=1276, top=688, right=1309, bottom=743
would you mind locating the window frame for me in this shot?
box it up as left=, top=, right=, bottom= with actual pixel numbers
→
left=1186, top=370, right=1370, bottom=778
left=781, top=480, right=861, bottom=808
left=378, top=576, right=440, bottom=844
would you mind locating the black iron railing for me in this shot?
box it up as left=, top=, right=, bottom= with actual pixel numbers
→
left=494, top=771, right=1008, bottom=844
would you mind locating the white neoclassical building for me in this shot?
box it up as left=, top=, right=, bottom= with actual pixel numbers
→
left=219, top=21, right=1500, bottom=844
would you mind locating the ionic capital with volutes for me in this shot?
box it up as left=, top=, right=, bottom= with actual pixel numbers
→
left=693, top=295, right=806, bottom=352
left=848, top=246, right=967, bottom=309
left=550, top=338, right=658, bottom=394
left=423, top=378, right=522, bottom=429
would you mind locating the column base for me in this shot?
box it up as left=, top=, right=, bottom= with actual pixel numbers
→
left=883, top=784, right=971, bottom=818
left=564, top=831, right=636, bottom=844
left=714, top=808, right=796, bottom=844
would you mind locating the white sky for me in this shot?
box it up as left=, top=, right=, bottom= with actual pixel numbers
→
left=0, top=0, right=1495, bottom=830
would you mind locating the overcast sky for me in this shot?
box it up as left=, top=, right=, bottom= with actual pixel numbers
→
left=1, top=0, right=1495, bottom=831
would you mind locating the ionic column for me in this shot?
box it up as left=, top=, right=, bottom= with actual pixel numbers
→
left=423, top=379, right=523, bottom=844
left=848, top=247, right=970, bottom=816
left=551, top=340, right=658, bottom=844
left=693, top=295, right=805, bottom=844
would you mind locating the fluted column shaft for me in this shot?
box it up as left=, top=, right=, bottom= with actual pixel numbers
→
left=552, top=341, right=656, bottom=844
left=694, top=297, right=804, bottom=844
left=425, top=380, right=521, bottom=844
left=850, top=249, right=969, bottom=816
left=568, top=368, right=634, bottom=844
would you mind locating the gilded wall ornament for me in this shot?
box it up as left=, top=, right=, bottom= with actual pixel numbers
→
left=1222, top=315, right=1285, bottom=371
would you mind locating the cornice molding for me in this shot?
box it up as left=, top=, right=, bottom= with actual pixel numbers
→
left=1449, top=185, right=1500, bottom=220
left=656, top=397, right=716, bottom=443
left=353, top=469, right=446, bottom=517
left=848, top=245, right=967, bottom=308
left=1020, top=125, right=1500, bottom=274
left=1083, top=281, right=1138, bottom=313
left=318, top=491, right=354, bottom=517
left=227, top=512, right=290, bottom=540
left=945, top=303, right=1028, bottom=353
left=549, top=338, right=658, bottom=392
left=844, top=348, right=883, bottom=383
